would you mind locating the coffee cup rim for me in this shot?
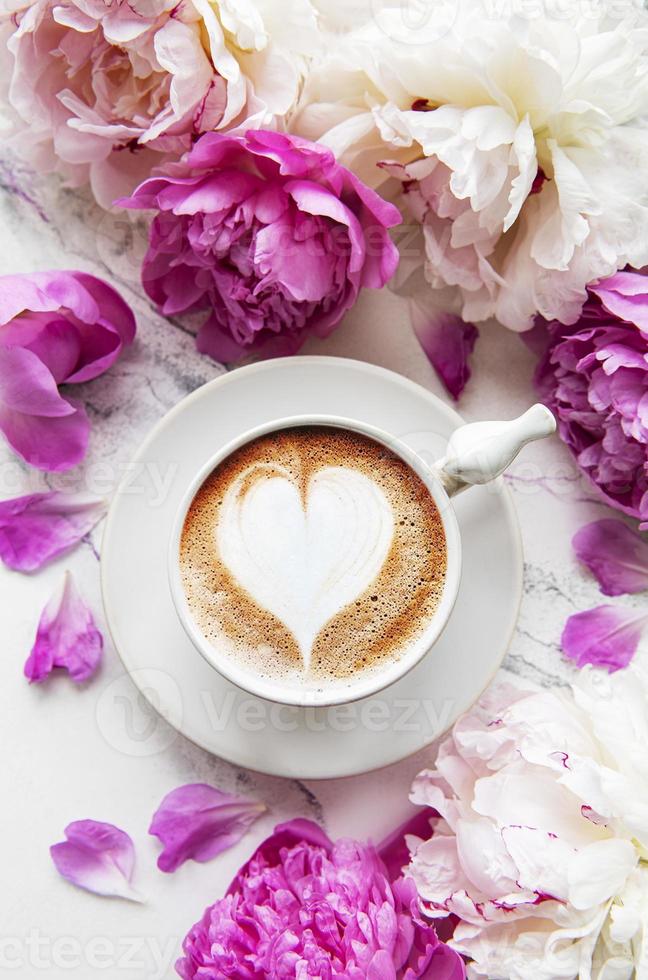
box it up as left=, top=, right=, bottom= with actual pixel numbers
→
left=168, top=414, right=462, bottom=708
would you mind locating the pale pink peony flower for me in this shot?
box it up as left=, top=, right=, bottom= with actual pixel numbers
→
left=0, top=0, right=320, bottom=206
left=293, top=2, right=648, bottom=330
left=407, top=661, right=648, bottom=980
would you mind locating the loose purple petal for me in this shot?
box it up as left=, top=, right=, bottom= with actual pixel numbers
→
left=573, top=519, right=648, bottom=596
left=0, top=397, right=90, bottom=472
left=0, top=491, right=105, bottom=572
left=149, top=783, right=266, bottom=873
left=0, top=271, right=135, bottom=471
left=562, top=605, right=648, bottom=672
left=50, top=820, right=142, bottom=902
left=25, top=571, right=103, bottom=683
left=411, top=303, right=478, bottom=400
left=0, top=346, right=91, bottom=470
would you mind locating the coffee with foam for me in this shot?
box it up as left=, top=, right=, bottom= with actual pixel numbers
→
left=179, top=426, right=447, bottom=693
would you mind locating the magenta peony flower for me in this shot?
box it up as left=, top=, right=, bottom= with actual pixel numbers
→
left=0, top=270, right=135, bottom=470
left=176, top=817, right=465, bottom=980
left=120, top=130, right=400, bottom=360
left=0, top=0, right=320, bottom=207
left=534, top=272, right=648, bottom=527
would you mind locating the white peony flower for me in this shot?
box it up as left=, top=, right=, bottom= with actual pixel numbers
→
left=407, top=659, right=648, bottom=980
left=0, top=0, right=321, bottom=206
left=291, top=1, right=648, bottom=329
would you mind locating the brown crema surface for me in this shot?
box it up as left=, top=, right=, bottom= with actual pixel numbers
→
left=179, top=426, right=447, bottom=685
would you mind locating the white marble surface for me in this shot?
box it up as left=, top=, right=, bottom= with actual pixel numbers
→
left=1, top=157, right=644, bottom=978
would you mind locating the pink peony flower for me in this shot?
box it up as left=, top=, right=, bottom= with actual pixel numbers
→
left=176, top=817, right=465, bottom=979
left=533, top=272, right=648, bottom=527
left=120, top=130, right=400, bottom=360
left=0, top=270, right=135, bottom=470
left=0, top=0, right=320, bottom=207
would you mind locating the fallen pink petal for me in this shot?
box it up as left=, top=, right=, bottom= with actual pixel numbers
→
left=573, top=519, right=648, bottom=596
left=0, top=270, right=135, bottom=470
left=50, top=820, right=142, bottom=902
left=561, top=604, right=648, bottom=672
left=411, top=303, right=478, bottom=400
left=24, top=571, right=103, bottom=683
left=149, top=783, right=266, bottom=873
left=0, top=492, right=105, bottom=572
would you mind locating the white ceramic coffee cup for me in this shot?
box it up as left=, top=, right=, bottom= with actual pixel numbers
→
left=169, top=406, right=555, bottom=707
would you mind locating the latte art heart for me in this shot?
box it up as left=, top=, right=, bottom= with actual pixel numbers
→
left=216, top=464, right=394, bottom=669
left=180, top=426, right=447, bottom=694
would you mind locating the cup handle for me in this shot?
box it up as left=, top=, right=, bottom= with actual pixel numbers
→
left=433, top=404, right=557, bottom=497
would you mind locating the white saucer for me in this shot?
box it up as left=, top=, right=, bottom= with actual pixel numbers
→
left=101, top=357, right=522, bottom=779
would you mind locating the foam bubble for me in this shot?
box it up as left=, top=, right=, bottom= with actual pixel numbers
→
left=179, top=427, right=447, bottom=690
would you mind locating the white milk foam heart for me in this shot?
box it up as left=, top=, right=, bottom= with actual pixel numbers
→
left=216, top=463, right=394, bottom=670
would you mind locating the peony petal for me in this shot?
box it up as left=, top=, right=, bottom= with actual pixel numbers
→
left=50, top=820, right=142, bottom=902
left=0, top=346, right=76, bottom=417
left=377, top=809, right=435, bottom=882
left=0, top=271, right=85, bottom=325
left=410, top=302, right=478, bottom=400
left=0, top=271, right=135, bottom=359
left=0, top=399, right=90, bottom=472
left=0, top=491, right=105, bottom=572
left=573, top=519, right=648, bottom=596
left=0, top=347, right=90, bottom=470
left=149, top=783, right=266, bottom=873
left=0, top=273, right=134, bottom=469
left=24, top=571, right=103, bottom=683
left=590, top=272, right=648, bottom=335
left=561, top=605, right=648, bottom=672
left=567, top=838, right=637, bottom=909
